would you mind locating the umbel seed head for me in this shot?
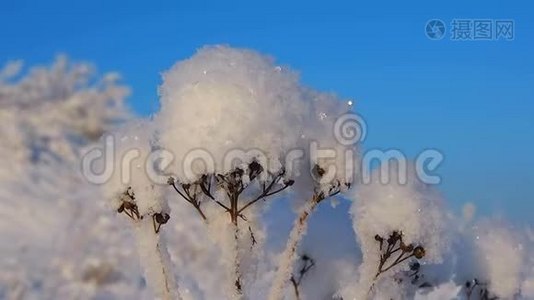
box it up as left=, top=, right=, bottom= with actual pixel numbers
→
left=312, top=164, right=326, bottom=178
left=387, top=232, right=400, bottom=245
left=285, top=179, right=295, bottom=186
left=155, top=213, right=170, bottom=224
left=400, top=242, right=414, bottom=252
left=249, top=160, right=263, bottom=176
left=413, top=246, right=426, bottom=259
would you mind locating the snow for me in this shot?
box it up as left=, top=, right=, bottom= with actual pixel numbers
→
left=135, top=218, right=181, bottom=300
left=155, top=46, right=357, bottom=299
left=100, top=119, right=182, bottom=299
left=414, top=281, right=462, bottom=299
left=469, top=220, right=526, bottom=298
left=157, top=45, right=310, bottom=182
left=268, top=199, right=318, bottom=300
left=157, top=45, right=355, bottom=187
left=101, top=119, right=169, bottom=216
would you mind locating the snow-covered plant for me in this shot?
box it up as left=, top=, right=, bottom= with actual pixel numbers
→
left=444, top=218, right=531, bottom=300
left=153, top=46, right=355, bottom=299
left=268, top=164, right=351, bottom=300
left=102, top=120, right=180, bottom=300
left=289, top=254, right=316, bottom=300
left=99, top=46, right=534, bottom=300
left=343, top=162, right=448, bottom=299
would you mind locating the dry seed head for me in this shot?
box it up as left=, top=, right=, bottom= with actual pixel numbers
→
left=413, top=246, right=426, bottom=259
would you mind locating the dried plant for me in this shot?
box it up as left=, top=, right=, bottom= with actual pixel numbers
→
left=152, top=212, right=170, bottom=234
left=114, top=186, right=178, bottom=299
left=290, top=254, right=315, bottom=300
left=168, top=160, right=293, bottom=225
left=269, top=165, right=350, bottom=300
left=168, top=160, right=294, bottom=294
left=373, top=231, right=426, bottom=280
left=116, top=187, right=141, bottom=221
left=465, top=279, right=498, bottom=300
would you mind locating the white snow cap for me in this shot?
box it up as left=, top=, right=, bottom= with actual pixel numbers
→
left=157, top=45, right=355, bottom=184
left=102, top=119, right=168, bottom=216
left=353, top=162, right=448, bottom=263
left=345, top=162, right=448, bottom=299
left=470, top=220, right=526, bottom=298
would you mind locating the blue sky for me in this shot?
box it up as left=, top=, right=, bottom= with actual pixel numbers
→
left=1, top=0, right=533, bottom=222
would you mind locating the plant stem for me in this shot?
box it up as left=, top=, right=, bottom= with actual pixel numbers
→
left=268, top=196, right=320, bottom=300
left=136, top=218, right=182, bottom=300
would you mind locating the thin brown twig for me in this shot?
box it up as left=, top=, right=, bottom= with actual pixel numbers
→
left=290, top=255, right=315, bottom=300
left=169, top=179, right=208, bottom=220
